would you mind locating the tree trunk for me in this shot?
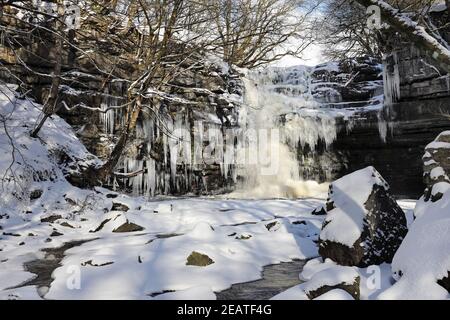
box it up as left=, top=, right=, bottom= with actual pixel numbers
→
left=93, top=96, right=143, bottom=182
left=356, top=0, right=450, bottom=72
left=30, top=1, right=64, bottom=138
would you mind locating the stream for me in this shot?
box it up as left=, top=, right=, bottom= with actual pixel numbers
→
left=12, top=235, right=306, bottom=300
left=215, top=259, right=306, bottom=300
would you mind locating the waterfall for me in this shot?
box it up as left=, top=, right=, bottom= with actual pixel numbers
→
left=229, top=68, right=332, bottom=199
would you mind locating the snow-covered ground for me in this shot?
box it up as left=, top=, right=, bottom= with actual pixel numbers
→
left=0, top=185, right=418, bottom=300
left=0, top=187, right=325, bottom=299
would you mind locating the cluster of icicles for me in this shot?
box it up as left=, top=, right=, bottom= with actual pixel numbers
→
left=98, top=62, right=398, bottom=198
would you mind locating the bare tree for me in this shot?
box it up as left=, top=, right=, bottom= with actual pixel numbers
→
left=316, top=0, right=386, bottom=60
left=204, top=0, right=313, bottom=68
left=30, top=0, right=65, bottom=137
left=317, top=0, right=450, bottom=70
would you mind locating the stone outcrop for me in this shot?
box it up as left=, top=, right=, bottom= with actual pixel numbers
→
left=298, top=65, right=450, bottom=199
left=296, top=8, right=450, bottom=199
left=112, top=221, right=144, bottom=233
left=310, top=56, right=383, bottom=106
left=303, top=265, right=360, bottom=300
left=319, top=167, right=408, bottom=267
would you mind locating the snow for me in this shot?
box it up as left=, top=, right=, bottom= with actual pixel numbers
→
left=19, top=199, right=321, bottom=299
left=358, top=263, right=393, bottom=300
left=274, top=258, right=394, bottom=300
left=430, top=182, right=450, bottom=197
left=0, top=286, right=42, bottom=300
left=313, top=62, right=341, bottom=73
left=300, top=257, right=337, bottom=281
left=424, top=159, right=437, bottom=166
left=270, top=284, right=308, bottom=300
left=430, top=166, right=447, bottom=180
left=0, top=84, right=100, bottom=212
left=302, top=265, right=359, bottom=293
left=320, top=166, right=389, bottom=247
left=426, top=141, right=450, bottom=149
left=379, top=187, right=450, bottom=299
left=429, top=2, right=447, bottom=13
left=0, top=192, right=321, bottom=299
left=313, top=289, right=354, bottom=300
left=397, top=199, right=417, bottom=227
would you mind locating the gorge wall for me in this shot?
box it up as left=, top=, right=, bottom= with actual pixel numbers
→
left=298, top=6, right=450, bottom=199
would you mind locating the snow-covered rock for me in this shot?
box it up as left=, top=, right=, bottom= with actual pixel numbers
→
left=379, top=187, right=450, bottom=299
left=303, top=265, right=360, bottom=300
left=319, top=166, right=408, bottom=267
left=313, top=288, right=355, bottom=300
left=380, top=132, right=450, bottom=299
left=300, top=257, right=337, bottom=281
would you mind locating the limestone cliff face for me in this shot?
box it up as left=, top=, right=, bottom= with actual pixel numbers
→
left=296, top=11, right=450, bottom=198
left=0, top=8, right=244, bottom=196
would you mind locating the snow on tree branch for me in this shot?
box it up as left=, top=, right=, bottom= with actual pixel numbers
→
left=356, top=0, right=450, bottom=72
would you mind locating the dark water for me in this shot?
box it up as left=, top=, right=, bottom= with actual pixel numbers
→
left=19, top=240, right=94, bottom=290
left=215, top=260, right=306, bottom=300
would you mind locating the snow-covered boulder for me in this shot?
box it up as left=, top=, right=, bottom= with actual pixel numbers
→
left=380, top=132, right=450, bottom=299
left=303, top=265, right=360, bottom=300
left=313, top=289, right=355, bottom=300
left=380, top=187, right=450, bottom=299
left=319, top=166, right=408, bottom=267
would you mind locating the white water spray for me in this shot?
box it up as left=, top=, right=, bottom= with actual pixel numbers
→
left=229, top=68, right=332, bottom=199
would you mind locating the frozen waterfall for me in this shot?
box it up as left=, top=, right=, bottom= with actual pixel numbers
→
left=229, top=68, right=334, bottom=199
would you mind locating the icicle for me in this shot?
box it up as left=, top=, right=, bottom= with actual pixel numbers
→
left=378, top=52, right=401, bottom=142
left=377, top=110, right=388, bottom=143
left=383, top=52, right=401, bottom=108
